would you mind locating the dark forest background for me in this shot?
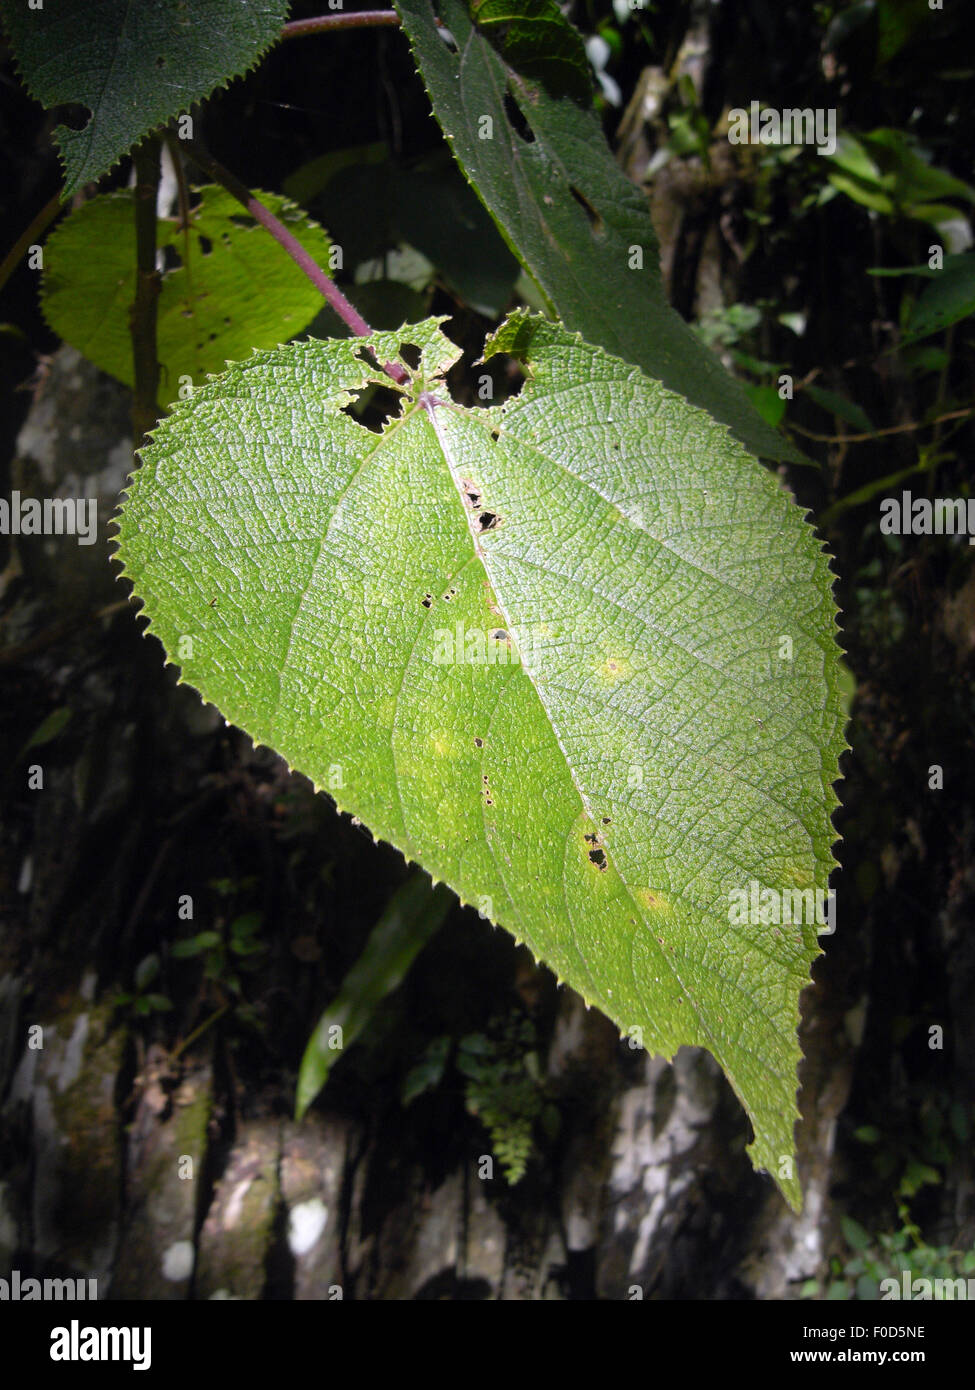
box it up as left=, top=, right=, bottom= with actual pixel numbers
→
left=1, top=0, right=974, bottom=1299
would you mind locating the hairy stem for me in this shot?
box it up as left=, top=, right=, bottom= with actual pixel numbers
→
left=130, top=136, right=162, bottom=447
left=282, top=11, right=402, bottom=39
left=181, top=136, right=408, bottom=384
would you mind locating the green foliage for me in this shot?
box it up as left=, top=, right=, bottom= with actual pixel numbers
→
left=402, top=1016, right=551, bottom=1184
left=114, top=875, right=271, bottom=1039
left=803, top=386, right=874, bottom=435
left=803, top=1104, right=975, bottom=1299
left=401, top=1034, right=453, bottom=1107
left=457, top=1015, right=547, bottom=1184
left=1, top=0, right=288, bottom=195
left=115, top=311, right=846, bottom=1209
left=296, top=871, right=453, bottom=1119
left=394, top=0, right=800, bottom=463
left=804, top=1222, right=975, bottom=1302
left=694, top=303, right=763, bottom=353
left=469, top=0, right=592, bottom=103
left=41, top=186, right=332, bottom=398
left=297, top=150, right=521, bottom=320
left=113, top=952, right=172, bottom=1017
left=824, top=130, right=975, bottom=230
left=903, top=255, right=975, bottom=343
left=19, top=706, right=72, bottom=757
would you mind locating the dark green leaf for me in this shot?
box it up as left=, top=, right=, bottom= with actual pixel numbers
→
left=311, top=155, right=521, bottom=319
left=841, top=1215, right=872, bottom=1251
left=804, top=384, right=875, bottom=433
left=23, top=706, right=72, bottom=753
left=134, top=953, right=160, bottom=991
left=903, top=254, right=975, bottom=342
left=394, top=0, right=801, bottom=462
left=171, top=931, right=222, bottom=959
left=2, top=0, right=289, bottom=196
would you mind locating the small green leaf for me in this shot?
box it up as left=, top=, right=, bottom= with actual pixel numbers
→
left=171, top=931, right=222, bottom=959
left=900, top=1158, right=941, bottom=1197
left=841, top=1215, right=872, bottom=1252
left=134, top=953, right=160, bottom=991
left=804, top=385, right=874, bottom=433
left=229, top=912, right=265, bottom=956
left=2, top=0, right=288, bottom=196
left=742, top=383, right=786, bottom=429
left=143, top=993, right=174, bottom=1013
left=41, top=186, right=331, bottom=397
left=22, top=706, right=72, bottom=754
left=401, top=1035, right=452, bottom=1105
left=854, top=1124, right=882, bottom=1144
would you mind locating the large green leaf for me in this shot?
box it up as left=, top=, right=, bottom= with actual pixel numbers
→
left=40, top=186, right=331, bottom=397
left=393, top=0, right=802, bottom=465
left=2, top=0, right=288, bottom=196
left=114, top=314, right=846, bottom=1209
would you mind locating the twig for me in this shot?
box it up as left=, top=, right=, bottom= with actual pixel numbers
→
left=0, top=187, right=65, bottom=297
left=130, top=137, right=162, bottom=445
left=789, top=407, right=973, bottom=445
left=169, top=1003, right=230, bottom=1063
left=181, top=136, right=408, bottom=384
left=282, top=11, right=402, bottom=38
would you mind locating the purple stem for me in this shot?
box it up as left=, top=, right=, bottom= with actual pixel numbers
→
left=183, top=138, right=408, bottom=385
